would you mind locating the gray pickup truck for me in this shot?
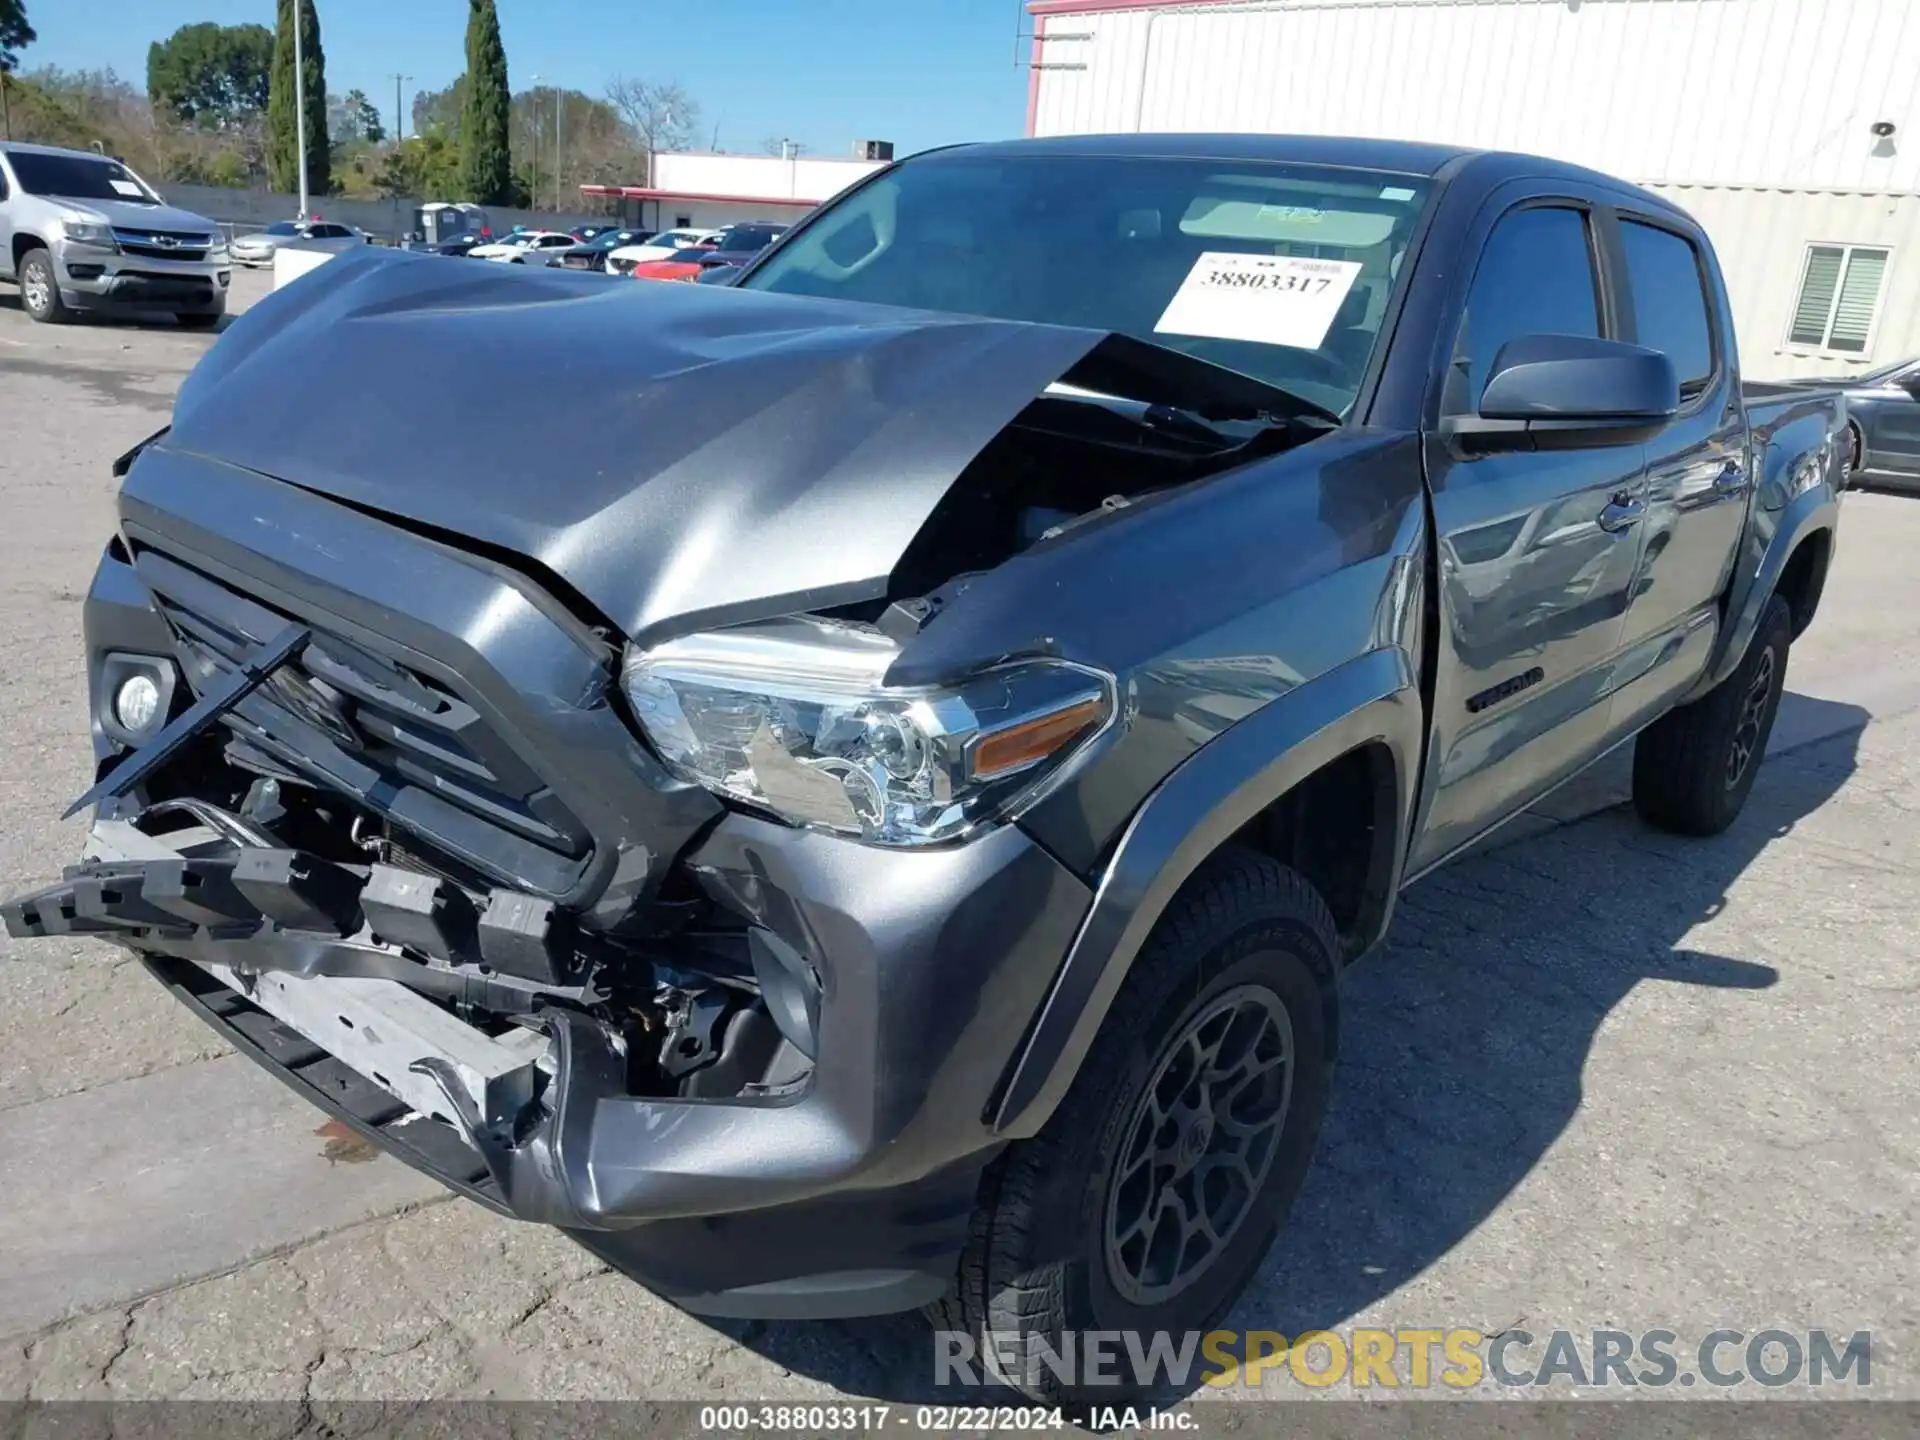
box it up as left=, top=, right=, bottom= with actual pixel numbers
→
left=0, top=142, right=230, bottom=327
left=3, top=134, right=1843, bottom=1403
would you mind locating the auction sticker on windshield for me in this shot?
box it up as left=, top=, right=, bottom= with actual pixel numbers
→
left=1155, top=252, right=1363, bottom=350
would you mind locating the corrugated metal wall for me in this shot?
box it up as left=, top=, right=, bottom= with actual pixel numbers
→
left=1033, top=0, right=1920, bottom=192
left=1030, top=0, right=1920, bottom=375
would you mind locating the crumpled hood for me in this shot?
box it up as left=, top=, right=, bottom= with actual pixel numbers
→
left=157, top=248, right=1292, bottom=645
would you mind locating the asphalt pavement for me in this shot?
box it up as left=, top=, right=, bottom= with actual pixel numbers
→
left=1, top=267, right=1916, bottom=1410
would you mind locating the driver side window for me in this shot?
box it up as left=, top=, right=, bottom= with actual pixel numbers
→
left=1446, top=206, right=1602, bottom=415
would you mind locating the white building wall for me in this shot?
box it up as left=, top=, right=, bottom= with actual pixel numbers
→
left=1030, top=0, right=1920, bottom=375
left=1648, top=186, right=1920, bottom=378
left=652, top=153, right=887, bottom=204
left=1033, top=0, right=1920, bottom=190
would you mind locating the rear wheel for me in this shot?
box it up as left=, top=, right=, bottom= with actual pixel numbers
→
left=1845, top=423, right=1865, bottom=489
left=929, top=849, right=1337, bottom=1406
left=1632, top=594, right=1792, bottom=836
left=18, top=248, right=69, bottom=324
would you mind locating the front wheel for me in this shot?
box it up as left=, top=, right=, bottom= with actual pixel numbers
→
left=1632, top=594, right=1792, bottom=836
left=929, top=849, right=1337, bottom=1406
left=17, top=248, right=69, bottom=324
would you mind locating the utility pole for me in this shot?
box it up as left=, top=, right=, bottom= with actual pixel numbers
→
left=528, top=74, right=540, bottom=213
left=555, top=90, right=565, bottom=212
left=292, top=0, right=310, bottom=219
left=391, top=72, right=412, bottom=143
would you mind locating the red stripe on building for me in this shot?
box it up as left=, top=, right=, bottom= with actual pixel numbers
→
left=577, top=186, right=822, bottom=209
left=1027, top=0, right=1243, bottom=15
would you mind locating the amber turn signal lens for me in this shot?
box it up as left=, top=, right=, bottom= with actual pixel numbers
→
left=971, top=697, right=1106, bottom=780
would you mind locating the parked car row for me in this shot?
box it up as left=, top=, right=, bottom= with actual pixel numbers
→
left=229, top=220, right=369, bottom=266
left=608, top=223, right=790, bottom=282
left=397, top=217, right=793, bottom=283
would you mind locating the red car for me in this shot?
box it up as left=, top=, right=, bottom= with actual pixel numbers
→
left=628, top=246, right=716, bottom=283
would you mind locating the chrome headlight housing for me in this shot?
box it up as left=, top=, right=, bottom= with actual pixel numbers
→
left=63, top=221, right=118, bottom=251
left=622, top=617, right=1115, bottom=847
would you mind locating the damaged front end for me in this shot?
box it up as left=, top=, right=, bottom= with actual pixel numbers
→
left=3, top=256, right=1336, bottom=1313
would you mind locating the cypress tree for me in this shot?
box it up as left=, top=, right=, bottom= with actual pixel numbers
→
left=266, top=0, right=329, bottom=201
left=459, top=0, right=512, bottom=205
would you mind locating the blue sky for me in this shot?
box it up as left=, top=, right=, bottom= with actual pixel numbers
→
left=26, top=0, right=1033, bottom=160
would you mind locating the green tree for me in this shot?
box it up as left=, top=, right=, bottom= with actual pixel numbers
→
left=147, top=23, right=272, bottom=126
left=411, top=77, right=466, bottom=140
left=459, top=0, right=512, bottom=205
left=328, top=86, right=383, bottom=143
left=0, top=0, right=33, bottom=138
left=0, top=0, right=32, bottom=72
left=267, top=0, right=329, bottom=199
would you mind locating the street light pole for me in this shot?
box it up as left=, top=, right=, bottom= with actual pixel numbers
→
left=292, top=0, right=310, bottom=219
left=528, top=74, right=541, bottom=215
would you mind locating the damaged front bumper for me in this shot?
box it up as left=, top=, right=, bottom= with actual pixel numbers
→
left=6, top=811, right=1089, bottom=1319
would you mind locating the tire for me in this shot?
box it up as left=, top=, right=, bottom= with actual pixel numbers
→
left=176, top=312, right=222, bottom=330
left=929, top=848, right=1337, bottom=1407
left=1844, top=422, right=1865, bottom=490
left=17, top=248, right=69, bottom=324
left=1632, top=594, right=1792, bottom=836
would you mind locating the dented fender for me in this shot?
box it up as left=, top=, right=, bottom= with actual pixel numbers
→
left=991, top=646, right=1425, bottom=1138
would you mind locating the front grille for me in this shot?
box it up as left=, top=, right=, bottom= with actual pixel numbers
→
left=113, top=228, right=215, bottom=263
left=131, top=544, right=594, bottom=896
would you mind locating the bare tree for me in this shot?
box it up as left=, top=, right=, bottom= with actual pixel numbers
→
left=605, top=76, right=698, bottom=155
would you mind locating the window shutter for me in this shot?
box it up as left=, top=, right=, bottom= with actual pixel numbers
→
left=1790, top=246, right=1844, bottom=347
left=1827, top=248, right=1889, bottom=353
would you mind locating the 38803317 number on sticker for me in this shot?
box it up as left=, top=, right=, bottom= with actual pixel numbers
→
left=1154, top=252, right=1364, bottom=351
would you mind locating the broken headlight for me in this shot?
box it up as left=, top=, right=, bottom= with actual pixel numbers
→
left=622, top=617, right=1114, bottom=846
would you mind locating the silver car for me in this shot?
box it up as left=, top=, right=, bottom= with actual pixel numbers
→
left=0, top=141, right=231, bottom=327
left=230, top=220, right=368, bottom=267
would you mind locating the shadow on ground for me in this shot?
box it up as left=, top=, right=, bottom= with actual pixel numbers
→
left=0, top=289, right=233, bottom=331
left=687, top=691, right=1867, bottom=1403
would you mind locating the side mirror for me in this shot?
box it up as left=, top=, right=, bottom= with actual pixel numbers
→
left=1897, top=375, right=1920, bottom=401
left=1446, top=334, right=1680, bottom=450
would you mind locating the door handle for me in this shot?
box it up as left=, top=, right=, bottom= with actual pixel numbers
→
left=1713, top=460, right=1749, bottom=495
left=1597, top=495, right=1646, bottom=534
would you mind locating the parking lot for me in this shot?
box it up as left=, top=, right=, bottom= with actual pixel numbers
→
left=2, top=271, right=1918, bottom=1411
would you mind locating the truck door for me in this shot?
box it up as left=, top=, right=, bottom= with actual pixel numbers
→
left=1603, top=213, right=1752, bottom=737
left=1408, top=196, right=1649, bottom=874
left=0, top=157, right=14, bottom=280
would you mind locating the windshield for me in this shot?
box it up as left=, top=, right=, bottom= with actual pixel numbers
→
left=741, top=153, right=1433, bottom=416
left=715, top=225, right=783, bottom=252
left=5, top=151, right=159, bottom=205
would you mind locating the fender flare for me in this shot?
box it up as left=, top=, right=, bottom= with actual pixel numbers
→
left=1687, top=483, right=1839, bottom=702
left=991, top=646, right=1425, bottom=1138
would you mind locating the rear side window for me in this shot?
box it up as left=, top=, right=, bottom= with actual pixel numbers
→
left=1621, top=220, right=1715, bottom=397
left=1449, top=207, right=1600, bottom=413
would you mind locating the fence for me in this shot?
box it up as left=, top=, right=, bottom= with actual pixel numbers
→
left=158, top=183, right=607, bottom=243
